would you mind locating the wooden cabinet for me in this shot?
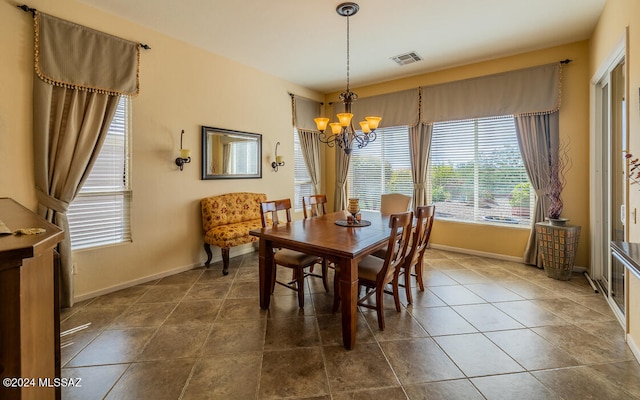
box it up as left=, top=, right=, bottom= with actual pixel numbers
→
left=0, top=198, right=64, bottom=400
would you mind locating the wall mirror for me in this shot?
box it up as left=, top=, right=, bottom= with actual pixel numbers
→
left=201, top=126, right=262, bottom=180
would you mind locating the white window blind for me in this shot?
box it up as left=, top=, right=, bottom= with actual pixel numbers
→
left=293, top=128, right=314, bottom=210
left=67, top=96, right=132, bottom=249
left=347, top=126, right=413, bottom=211
left=429, top=116, right=532, bottom=226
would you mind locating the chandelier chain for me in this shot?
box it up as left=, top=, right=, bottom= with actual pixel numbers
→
left=346, top=14, right=350, bottom=93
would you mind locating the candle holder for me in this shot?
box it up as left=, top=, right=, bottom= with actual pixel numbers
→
left=175, top=129, right=191, bottom=171
left=347, top=198, right=361, bottom=224
left=271, top=142, right=285, bottom=172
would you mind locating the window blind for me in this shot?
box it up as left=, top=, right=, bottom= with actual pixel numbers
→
left=347, top=126, right=413, bottom=211
left=429, top=116, right=532, bottom=225
left=67, top=96, right=131, bottom=249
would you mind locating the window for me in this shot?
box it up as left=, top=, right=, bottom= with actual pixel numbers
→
left=347, top=126, right=413, bottom=211
left=67, top=96, right=132, bottom=249
left=430, top=116, right=532, bottom=226
left=293, top=128, right=314, bottom=210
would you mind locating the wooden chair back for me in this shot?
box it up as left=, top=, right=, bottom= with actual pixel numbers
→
left=379, top=211, right=414, bottom=285
left=260, top=199, right=293, bottom=227
left=405, top=205, right=435, bottom=269
left=302, top=194, right=327, bottom=218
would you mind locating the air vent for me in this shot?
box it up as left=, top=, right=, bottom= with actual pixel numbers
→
left=390, top=51, right=422, bottom=66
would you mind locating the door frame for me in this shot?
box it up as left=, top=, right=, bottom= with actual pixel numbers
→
left=590, top=30, right=628, bottom=327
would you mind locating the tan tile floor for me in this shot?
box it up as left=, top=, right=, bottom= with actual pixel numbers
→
left=59, top=249, right=640, bottom=399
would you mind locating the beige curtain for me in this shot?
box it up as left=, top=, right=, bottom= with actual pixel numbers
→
left=334, top=148, right=351, bottom=212
left=31, top=12, right=140, bottom=307
left=421, top=63, right=560, bottom=123
left=298, top=130, right=321, bottom=195
left=515, top=112, right=559, bottom=266
left=223, top=144, right=232, bottom=174
left=409, top=123, right=433, bottom=207
left=291, top=95, right=323, bottom=196
left=350, top=88, right=419, bottom=127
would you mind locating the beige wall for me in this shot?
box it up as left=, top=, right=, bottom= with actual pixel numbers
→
left=0, top=0, right=322, bottom=299
left=324, top=41, right=591, bottom=265
left=589, top=0, right=640, bottom=357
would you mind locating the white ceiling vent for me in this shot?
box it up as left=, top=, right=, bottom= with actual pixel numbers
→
left=390, top=51, right=422, bottom=66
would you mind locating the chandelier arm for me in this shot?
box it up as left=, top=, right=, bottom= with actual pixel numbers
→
left=318, top=132, right=339, bottom=147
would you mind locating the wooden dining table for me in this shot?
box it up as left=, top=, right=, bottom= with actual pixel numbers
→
left=249, top=210, right=392, bottom=350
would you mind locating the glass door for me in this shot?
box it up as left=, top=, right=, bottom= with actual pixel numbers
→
left=610, top=61, right=626, bottom=314
left=594, top=55, right=626, bottom=322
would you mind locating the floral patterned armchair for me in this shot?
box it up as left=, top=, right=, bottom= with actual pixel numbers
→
left=201, top=192, right=267, bottom=275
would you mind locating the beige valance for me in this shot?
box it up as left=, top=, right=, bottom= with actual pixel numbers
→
left=292, top=95, right=323, bottom=131
left=349, top=88, right=420, bottom=128
left=35, top=12, right=140, bottom=96
left=421, top=63, right=561, bottom=123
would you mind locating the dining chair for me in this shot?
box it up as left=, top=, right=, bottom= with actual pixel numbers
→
left=372, top=204, right=436, bottom=304
left=333, top=210, right=414, bottom=330
left=400, top=204, right=435, bottom=304
left=302, top=194, right=327, bottom=218
left=302, top=194, right=332, bottom=281
left=260, top=199, right=328, bottom=308
left=380, top=193, right=411, bottom=215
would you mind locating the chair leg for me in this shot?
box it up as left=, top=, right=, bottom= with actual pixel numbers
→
left=204, top=243, right=213, bottom=267
left=376, top=288, right=385, bottom=331
left=221, top=248, right=230, bottom=275
left=404, top=266, right=413, bottom=305
left=270, top=264, right=277, bottom=294
left=393, top=278, right=402, bottom=312
left=415, top=257, right=425, bottom=291
left=296, top=267, right=305, bottom=308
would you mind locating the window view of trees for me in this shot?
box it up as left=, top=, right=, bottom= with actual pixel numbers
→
left=345, top=116, right=533, bottom=226
left=347, top=126, right=413, bottom=211
left=430, top=116, right=532, bottom=225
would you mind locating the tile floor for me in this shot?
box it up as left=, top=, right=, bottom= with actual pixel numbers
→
left=59, top=249, right=640, bottom=399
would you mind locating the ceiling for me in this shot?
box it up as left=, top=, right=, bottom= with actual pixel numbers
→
left=76, top=0, right=606, bottom=93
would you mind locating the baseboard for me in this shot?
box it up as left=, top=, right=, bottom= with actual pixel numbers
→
left=73, top=244, right=257, bottom=303
left=627, top=333, right=640, bottom=363
left=429, top=243, right=524, bottom=263
left=430, top=243, right=587, bottom=272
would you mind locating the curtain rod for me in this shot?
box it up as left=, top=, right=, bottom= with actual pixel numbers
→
left=17, top=4, right=151, bottom=50
left=560, top=59, right=572, bottom=64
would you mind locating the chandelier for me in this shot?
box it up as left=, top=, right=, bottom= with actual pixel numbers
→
left=314, top=2, right=381, bottom=155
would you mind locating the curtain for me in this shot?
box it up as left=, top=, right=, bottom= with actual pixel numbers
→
left=34, top=80, right=120, bottom=307
left=334, top=148, right=351, bottom=211
left=31, top=12, right=140, bottom=307
left=421, top=63, right=560, bottom=123
left=408, top=123, right=433, bottom=207
left=222, top=143, right=232, bottom=174
left=298, top=129, right=321, bottom=195
left=291, top=95, right=324, bottom=197
left=350, top=88, right=419, bottom=127
left=515, top=112, right=559, bottom=266
left=291, top=95, right=322, bottom=131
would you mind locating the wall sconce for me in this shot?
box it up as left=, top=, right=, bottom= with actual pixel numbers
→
left=175, top=129, right=191, bottom=171
left=271, top=142, right=285, bottom=172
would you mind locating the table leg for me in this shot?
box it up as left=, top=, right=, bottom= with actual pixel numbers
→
left=259, top=239, right=274, bottom=309
left=338, top=257, right=358, bottom=350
